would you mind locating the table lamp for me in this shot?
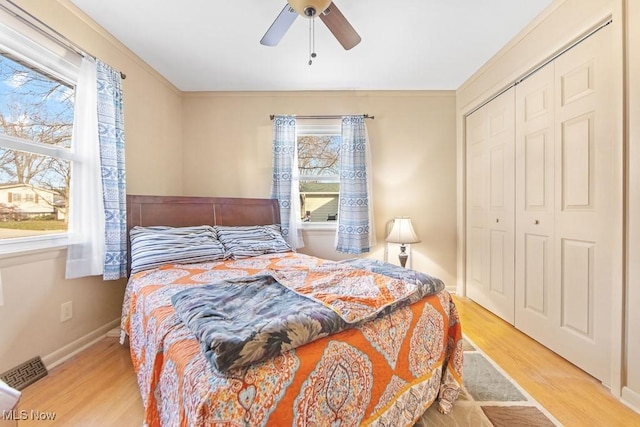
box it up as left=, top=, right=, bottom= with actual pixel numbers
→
left=385, top=217, right=420, bottom=268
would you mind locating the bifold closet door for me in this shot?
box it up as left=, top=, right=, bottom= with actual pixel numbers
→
left=466, top=88, right=515, bottom=324
left=515, top=25, right=615, bottom=383
left=514, top=64, right=555, bottom=346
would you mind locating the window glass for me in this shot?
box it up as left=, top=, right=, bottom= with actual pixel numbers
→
left=0, top=52, right=73, bottom=239
left=297, top=120, right=341, bottom=223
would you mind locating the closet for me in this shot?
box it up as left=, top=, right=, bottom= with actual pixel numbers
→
left=465, top=24, right=617, bottom=383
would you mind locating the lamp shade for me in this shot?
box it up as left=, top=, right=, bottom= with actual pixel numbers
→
left=386, top=217, right=420, bottom=244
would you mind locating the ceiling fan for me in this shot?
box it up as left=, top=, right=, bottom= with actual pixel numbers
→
left=260, top=0, right=361, bottom=51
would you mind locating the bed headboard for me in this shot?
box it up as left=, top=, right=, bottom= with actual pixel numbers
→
left=126, top=194, right=281, bottom=274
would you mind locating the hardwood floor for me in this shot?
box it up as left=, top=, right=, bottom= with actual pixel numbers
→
left=14, top=338, right=143, bottom=427
left=10, top=296, right=640, bottom=426
left=455, top=296, right=640, bottom=427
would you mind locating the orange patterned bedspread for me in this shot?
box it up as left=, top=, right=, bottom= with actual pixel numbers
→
left=121, top=252, right=463, bottom=426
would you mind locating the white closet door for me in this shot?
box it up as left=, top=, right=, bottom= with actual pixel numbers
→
left=466, top=106, right=489, bottom=309
left=552, top=25, right=614, bottom=383
left=514, top=64, right=555, bottom=339
left=466, top=88, right=515, bottom=324
left=515, top=25, right=615, bottom=383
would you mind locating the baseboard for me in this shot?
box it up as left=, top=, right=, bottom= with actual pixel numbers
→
left=41, top=318, right=121, bottom=370
left=622, top=386, right=640, bottom=414
left=105, top=326, right=122, bottom=338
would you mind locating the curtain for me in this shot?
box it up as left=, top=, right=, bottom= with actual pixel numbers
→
left=96, top=59, right=127, bottom=280
left=335, top=115, right=376, bottom=253
left=65, top=58, right=127, bottom=280
left=65, top=57, right=104, bottom=279
left=270, top=115, right=304, bottom=248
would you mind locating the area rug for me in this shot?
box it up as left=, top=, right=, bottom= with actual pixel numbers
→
left=417, top=336, right=562, bottom=426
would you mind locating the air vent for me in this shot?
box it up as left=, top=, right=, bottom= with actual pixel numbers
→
left=0, top=356, right=47, bottom=390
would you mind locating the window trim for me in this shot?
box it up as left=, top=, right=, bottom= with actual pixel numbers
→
left=297, top=119, right=341, bottom=226
left=0, top=233, right=67, bottom=256
left=299, top=221, right=337, bottom=231
left=0, top=19, right=80, bottom=85
left=0, top=18, right=81, bottom=254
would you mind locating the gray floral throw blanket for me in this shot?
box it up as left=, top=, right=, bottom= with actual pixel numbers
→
left=170, top=258, right=445, bottom=372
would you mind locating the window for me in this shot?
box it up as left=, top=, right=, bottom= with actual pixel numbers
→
left=0, top=18, right=80, bottom=252
left=297, top=119, right=341, bottom=223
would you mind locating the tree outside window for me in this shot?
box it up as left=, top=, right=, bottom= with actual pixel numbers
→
left=297, top=121, right=341, bottom=223
left=0, top=52, right=73, bottom=238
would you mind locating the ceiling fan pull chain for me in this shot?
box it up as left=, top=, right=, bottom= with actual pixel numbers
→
left=308, top=17, right=317, bottom=65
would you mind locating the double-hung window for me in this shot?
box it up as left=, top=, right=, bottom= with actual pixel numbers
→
left=297, top=119, right=341, bottom=224
left=0, top=17, right=81, bottom=253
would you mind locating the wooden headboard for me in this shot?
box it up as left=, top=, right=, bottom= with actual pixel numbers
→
left=126, top=194, right=281, bottom=274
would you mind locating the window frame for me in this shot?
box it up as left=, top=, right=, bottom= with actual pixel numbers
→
left=0, top=19, right=81, bottom=255
left=296, top=119, right=341, bottom=228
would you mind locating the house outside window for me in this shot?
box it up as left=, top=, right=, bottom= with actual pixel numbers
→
left=297, top=119, right=341, bottom=224
left=0, top=18, right=80, bottom=251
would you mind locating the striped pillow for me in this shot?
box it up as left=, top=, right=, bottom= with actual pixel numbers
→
left=129, top=225, right=226, bottom=274
left=214, top=225, right=293, bottom=259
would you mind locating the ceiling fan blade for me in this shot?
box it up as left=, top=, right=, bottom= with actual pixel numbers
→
left=260, top=5, right=298, bottom=46
left=319, top=2, right=361, bottom=50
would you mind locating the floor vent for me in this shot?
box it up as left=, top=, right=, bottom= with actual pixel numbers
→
left=0, top=356, right=48, bottom=390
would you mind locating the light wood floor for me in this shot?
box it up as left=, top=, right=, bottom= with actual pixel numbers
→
left=12, top=296, right=640, bottom=426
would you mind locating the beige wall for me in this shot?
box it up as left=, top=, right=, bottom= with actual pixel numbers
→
left=456, top=0, right=639, bottom=407
left=0, top=0, right=183, bottom=373
left=624, top=0, right=640, bottom=410
left=182, top=91, right=458, bottom=287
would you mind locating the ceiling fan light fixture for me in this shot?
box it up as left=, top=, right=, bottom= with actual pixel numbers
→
left=261, top=1, right=361, bottom=52
left=288, top=0, right=332, bottom=17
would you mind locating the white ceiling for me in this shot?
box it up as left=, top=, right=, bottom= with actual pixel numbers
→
left=69, top=0, right=554, bottom=92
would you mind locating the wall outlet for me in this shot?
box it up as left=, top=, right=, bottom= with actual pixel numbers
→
left=60, top=301, right=73, bottom=322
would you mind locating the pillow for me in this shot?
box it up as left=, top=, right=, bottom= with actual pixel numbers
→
left=129, top=225, right=226, bottom=274
left=214, top=224, right=293, bottom=259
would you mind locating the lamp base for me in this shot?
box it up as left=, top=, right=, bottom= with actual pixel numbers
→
left=398, top=244, right=408, bottom=268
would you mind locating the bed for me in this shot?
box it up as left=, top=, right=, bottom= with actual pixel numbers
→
left=121, top=194, right=463, bottom=426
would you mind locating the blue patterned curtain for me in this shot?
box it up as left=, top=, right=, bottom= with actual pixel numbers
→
left=270, top=115, right=303, bottom=248
left=335, top=115, right=375, bottom=253
left=96, top=60, right=127, bottom=280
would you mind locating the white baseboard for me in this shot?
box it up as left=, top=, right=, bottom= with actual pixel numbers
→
left=105, top=326, right=122, bottom=338
left=622, top=386, right=640, bottom=414
left=41, top=318, right=121, bottom=370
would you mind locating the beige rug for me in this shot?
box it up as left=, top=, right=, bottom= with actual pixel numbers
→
left=417, top=337, right=562, bottom=426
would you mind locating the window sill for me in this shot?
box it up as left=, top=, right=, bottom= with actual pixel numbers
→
left=299, top=222, right=337, bottom=231
left=0, top=234, right=68, bottom=263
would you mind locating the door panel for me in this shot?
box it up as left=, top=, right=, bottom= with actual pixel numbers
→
left=490, top=229, right=506, bottom=295
left=514, top=25, right=614, bottom=383
left=561, top=238, right=594, bottom=338
left=466, top=88, right=515, bottom=324
left=553, top=26, right=613, bottom=382
left=523, top=233, right=548, bottom=315
left=524, top=131, right=547, bottom=209
left=561, top=113, right=594, bottom=210
left=466, top=109, right=488, bottom=297
left=515, top=64, right=555, bottom=337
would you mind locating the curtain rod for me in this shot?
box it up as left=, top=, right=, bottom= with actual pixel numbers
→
left=269, top=114, right=374, bottom=120
left=1, top=1, right=126, bottom=80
